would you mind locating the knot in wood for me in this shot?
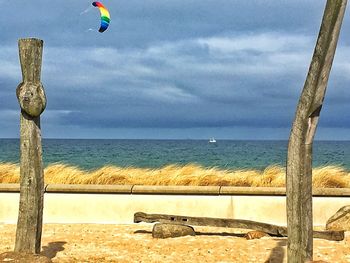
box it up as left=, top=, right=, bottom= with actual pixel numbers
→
left=16, top=81, right=46, bottom=117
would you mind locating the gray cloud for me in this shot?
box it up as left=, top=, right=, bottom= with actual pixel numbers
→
left=0, top=1, right=349, bottom=139
left=0, top=1, right=326, bottom=48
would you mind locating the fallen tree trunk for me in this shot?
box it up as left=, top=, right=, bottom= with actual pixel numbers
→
left=134, top=212, right=344, bottom=241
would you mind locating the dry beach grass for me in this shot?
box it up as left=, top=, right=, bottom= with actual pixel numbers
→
left=1, top=163, right=349, bottom=262
left=0, top=162, right=350, bottom=188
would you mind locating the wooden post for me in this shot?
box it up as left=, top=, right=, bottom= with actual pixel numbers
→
left=286, top=1, right=346, bottom=262
left=14, top=38, right=47, bottom=254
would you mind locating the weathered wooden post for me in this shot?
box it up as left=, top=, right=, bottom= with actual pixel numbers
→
left=286, top=1, right=346, bottom=262
left=14, top=38, right=46, bottom=254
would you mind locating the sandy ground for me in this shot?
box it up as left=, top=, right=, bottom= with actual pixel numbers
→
left=0, top=224, right=349, bottom=263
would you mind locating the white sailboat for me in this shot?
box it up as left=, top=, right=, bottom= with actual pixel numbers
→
left=209, top=137, right=216, bottom=143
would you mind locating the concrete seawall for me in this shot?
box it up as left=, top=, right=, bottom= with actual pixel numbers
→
left=1, top=184, right=349, bottom=226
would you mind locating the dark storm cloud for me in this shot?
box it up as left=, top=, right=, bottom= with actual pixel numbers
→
left=0, top=0, right=325, bottom=48
left=1, top=0, right=350, bottom=139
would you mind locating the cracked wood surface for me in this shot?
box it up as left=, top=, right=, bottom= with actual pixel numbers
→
left=134, top=212, right=344, bottom=241
left=286, top=1, right=347, bottom=262
left=15, top=38, right=46, bottom=254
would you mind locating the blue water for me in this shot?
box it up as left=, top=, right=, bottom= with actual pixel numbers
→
left=0, top=139, right=349, bottom=170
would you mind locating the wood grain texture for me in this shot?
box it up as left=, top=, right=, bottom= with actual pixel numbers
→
left=134, top=212, right=344, bottom=241
left=16, top=38, right=46, bottom=118
left=15, top=38, right=46, bottom=254
left=286, top=1, right=347, bottom=262
left=152, top=223, right=195, bottom=238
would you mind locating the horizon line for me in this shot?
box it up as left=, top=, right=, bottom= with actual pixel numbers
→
left=1, top=137, right=350, bottom=142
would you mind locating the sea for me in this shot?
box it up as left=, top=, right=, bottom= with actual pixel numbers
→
left=0, top=139, right=349, bottom=171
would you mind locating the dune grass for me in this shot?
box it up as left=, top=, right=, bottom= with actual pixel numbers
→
left=0, top=162, right=349, bottom=188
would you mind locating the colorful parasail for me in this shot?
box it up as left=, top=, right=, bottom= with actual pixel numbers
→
left=92, top=1, right=110, bottom=33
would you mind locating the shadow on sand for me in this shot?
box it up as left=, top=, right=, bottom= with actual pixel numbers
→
left=265, top=239, right=287, bottom=263
left=41, top=241, right=67, bottom=259
left=136, top=230, right=288, bottom=262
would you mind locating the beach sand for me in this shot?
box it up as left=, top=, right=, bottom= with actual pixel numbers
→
left=0, top=224, right=349, bottom=262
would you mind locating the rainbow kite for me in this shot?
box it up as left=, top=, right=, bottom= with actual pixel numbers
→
left=92, top=1, right=110, bottom=33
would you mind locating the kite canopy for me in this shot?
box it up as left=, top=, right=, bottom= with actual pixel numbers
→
left=92, top=1, right=110, bottom=33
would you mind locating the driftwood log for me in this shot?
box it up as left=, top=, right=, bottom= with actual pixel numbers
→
left=286, top=1, right=347, bottom=262
left=152, top=223, right=196, bottom=238
left=15, top=38, right=46, bottom=254
left=134, top=212, right=344, bottom=241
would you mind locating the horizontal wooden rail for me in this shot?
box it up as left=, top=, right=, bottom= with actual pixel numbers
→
left=1, top=184, right=350, bottom=196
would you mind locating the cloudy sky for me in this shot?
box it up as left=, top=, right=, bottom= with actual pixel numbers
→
left=0, top=0, right=349, bottom=140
